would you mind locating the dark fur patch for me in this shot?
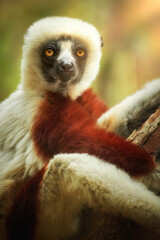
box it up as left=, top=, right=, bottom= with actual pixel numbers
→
left=40, top=36, right=87, bottom=88
left=6, top=167, right=46, bottom=240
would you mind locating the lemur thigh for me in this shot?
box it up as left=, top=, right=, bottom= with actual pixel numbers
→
left=37, top=154, right=160, bottom=240
left=141, top=166, right=160, bottom=194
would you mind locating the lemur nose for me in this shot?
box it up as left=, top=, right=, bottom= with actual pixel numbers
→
left=59, top=61, right=74, bottom=71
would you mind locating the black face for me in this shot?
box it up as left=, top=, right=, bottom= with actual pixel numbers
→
left=40, top=36, right=87, bottom=89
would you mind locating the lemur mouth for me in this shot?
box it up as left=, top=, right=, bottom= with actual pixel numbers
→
left=59, top=72, right=76, bottom=83
left=50, top=72, right=77, bottom=85
left=56, top=62, right=76, bottom=83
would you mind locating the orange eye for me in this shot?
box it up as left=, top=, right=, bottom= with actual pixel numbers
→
left=76, top=49, right=85, bottom=57
left=45, top=49, right=54, bottom=57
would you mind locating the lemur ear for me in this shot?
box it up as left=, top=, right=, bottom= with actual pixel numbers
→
left=100, top=36, right=104, bottom=48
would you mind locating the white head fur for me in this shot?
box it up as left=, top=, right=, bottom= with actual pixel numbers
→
left=21, top=17, right=102, bottom=99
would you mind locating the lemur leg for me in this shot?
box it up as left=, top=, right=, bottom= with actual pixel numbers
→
left=36, top=153, right=160, bottom=240
left=97, top=79, right=160, bottom=138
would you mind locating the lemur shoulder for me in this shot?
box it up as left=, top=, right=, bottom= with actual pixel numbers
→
left=0, top=17, right=160, bottom=240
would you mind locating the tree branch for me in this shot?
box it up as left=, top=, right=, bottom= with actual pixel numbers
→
left=127, top=106, right=160, bottom=160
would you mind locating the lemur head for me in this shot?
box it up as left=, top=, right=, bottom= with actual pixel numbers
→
left=21, top=17, right=102, bottom=99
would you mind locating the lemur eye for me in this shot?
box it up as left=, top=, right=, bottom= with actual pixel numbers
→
left=76, top=48, right=85, bottom=57
left=45, top=49, right=54, bottom=57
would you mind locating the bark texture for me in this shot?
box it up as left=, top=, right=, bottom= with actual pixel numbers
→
left=127, top=107, right=160, bottom=161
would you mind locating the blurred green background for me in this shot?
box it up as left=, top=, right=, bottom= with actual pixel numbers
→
left=1, top=0, right=160, bottom=106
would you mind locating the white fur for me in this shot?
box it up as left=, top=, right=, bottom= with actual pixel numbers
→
left=0, top=89, right=44, bottom=192
left=57, top=41, right=75, bottom=63
left=97, top=79, right=160, bottom=133
left=36, top=153, right=160, bottom=240
left=21, top=17, right=102, bottom=99
left=0, top=88, right=45, bottom=238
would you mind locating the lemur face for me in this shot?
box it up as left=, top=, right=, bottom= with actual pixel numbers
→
left=41, top=36, right=87, bottom=91
left=21, top=17, right=102, bottom=98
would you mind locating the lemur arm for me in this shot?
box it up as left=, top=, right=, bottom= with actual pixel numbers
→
left=32, top=93, right=155, bottom=178
left=6, top=154, right=160, bottom=240
left=77, top=88, right=108, bottom=120
left=97, top=79, right=160, bottom=138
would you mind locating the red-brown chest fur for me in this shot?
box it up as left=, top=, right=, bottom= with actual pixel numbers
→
left=31, top=90, right=107, bottom=162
